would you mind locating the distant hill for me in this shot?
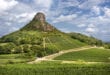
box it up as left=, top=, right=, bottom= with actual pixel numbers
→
left=0, top=12, right=103, bottom=57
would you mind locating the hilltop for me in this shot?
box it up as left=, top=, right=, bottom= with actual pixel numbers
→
left=21, top=12, right=56, bottom=32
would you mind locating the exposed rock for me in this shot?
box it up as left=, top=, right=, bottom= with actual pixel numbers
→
left=21, top=12, right=56, bottom=32
left=34, top=12, right=45, bottom=22
left=33, top=12, right=54, bottom=31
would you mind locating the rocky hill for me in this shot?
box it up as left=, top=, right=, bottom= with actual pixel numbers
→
left=0, top=12, right=91, bottom=57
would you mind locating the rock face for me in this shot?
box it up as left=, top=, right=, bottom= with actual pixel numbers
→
left=34, top=12, right=46, bottom=22
left=21, top=12, right=56, bottom=32
left=33, top=12, right=55, bottom=32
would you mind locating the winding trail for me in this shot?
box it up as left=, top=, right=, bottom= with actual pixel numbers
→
left=28, top=46, right=99, bottom=64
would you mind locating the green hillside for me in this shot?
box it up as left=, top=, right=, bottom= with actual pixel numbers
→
left=54, top=48, right=110, bottom=62
left=0, top=30, right=86, bottom=56
left=68, top=32, right=104, bottom=46
left=0, top=12, right=86, bottom=58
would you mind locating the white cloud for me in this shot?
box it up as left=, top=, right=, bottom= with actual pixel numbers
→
left=16, top=12, right=36, bottom=23
left=0, top=0, right=18, bottom=12
left=53, top=14, right=77, bottom=23
left=85, top=27, right=97, bottom=33
left=59, top=28, right=71, bottom=33
left=85, top=24, right=97, bottom=33
left=5, top=22, right=12, bottom=26
left=92, top=6, right=100, bottom=15
left=77, top=24, right=86, bottom=28
left=88, top=24, right=96, bottom=28
left=9, top=27, right=19, bottom=32
left=58, top=0, right=79, bottom=8
left=79, top=0, right=105, bottom=9
left=34, top=0, right=52, bottom=10
left=104, top=7, right=110, bottom=17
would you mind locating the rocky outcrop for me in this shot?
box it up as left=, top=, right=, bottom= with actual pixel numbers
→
left=34, top=12, right=46, bottom=22
left=33, top=12, right=54, bottom=32
left=21, top=12, right=56, bottom=32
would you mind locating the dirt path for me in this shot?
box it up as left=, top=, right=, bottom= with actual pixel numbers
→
left=28, top=46, right=97, bottom=64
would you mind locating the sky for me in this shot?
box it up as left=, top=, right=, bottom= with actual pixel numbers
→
left=0, top=0, right=110, bottom=42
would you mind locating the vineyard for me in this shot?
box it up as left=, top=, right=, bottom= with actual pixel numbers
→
left=54, top=48, right=110, bottom=62
left=0, top=61, right=110, bottom=75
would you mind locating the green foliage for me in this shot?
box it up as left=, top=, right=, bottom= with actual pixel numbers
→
left=0, top=31, right=42, bottom=45
left=14, top=46, right=23, bottom=54
left=69, top=32, right=104, bottom=46
left=30, top=45, right=44, bottom=57
left=0, top=43, right=16, bottom=54
left=104, top=43, right=110, bottom=49
left=0, top=54, right=34, bottom=64
left=20, top=20, right=42, bottom=31
left=0, top=30, right=86, bottom=57
left=54, top=48, right=110, bottom=62
left=45, top=45, right=59, bottom=55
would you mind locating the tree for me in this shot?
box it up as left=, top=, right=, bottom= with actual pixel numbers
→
left=0, top=43, right=16, bottom=54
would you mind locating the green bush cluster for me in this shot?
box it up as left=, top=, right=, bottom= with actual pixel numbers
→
left=0, top=43, right=15, bottom=54
left=104, top=43, right=110, bottom=49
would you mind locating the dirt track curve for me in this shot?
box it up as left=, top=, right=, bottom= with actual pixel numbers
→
left=28, top=46, right=100, bottom=64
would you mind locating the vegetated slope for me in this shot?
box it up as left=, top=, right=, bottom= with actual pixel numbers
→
left=0, top=62, right=110, bottom=75
left=54, top=48, right=110, bottom=62
left=68, top=32, right=104, bottom=46
left=0, top=12, right=86, bottom=58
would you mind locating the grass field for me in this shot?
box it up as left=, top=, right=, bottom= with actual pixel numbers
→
left=47, top=35, right=86, bottom=50
left=54, top=48, right=110, bottom=62
left=0, top=61, right=110, bottom=75
left=0, top=54, right=35, bottom=64
left=0, top=48, right=110, bottom=75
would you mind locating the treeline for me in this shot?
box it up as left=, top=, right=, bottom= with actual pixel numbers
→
left=0, top=31, right=42, bottom=45
left=68, top=32, right=104, bottom=46
left=0, top=43, right=59, bottom=57
left=104, top=43, right=110, bottom=49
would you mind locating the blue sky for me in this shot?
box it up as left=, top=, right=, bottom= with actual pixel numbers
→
left=0, top=0, right=110, bottom=42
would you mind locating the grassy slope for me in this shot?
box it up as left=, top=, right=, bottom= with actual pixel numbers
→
left=68, top=32, right=104, bottom=46
left=54, top=48, right=110, bottom=62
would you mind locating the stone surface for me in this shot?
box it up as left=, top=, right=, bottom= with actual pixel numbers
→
left=21, top=12, right=56, bottom=32
left=34, top=12, right=45, bottom=22
left=33, top=12, right=54, bottom=31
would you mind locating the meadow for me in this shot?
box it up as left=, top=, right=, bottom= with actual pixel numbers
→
left=0, top=61, right=110, bottom=75
left=0, top=54, right=35, bottom=64
left=54, top=48, right=110, bottom=62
